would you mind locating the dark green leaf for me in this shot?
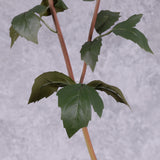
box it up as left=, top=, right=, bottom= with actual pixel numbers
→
left=54, top=0, right=68, bottom=12
left=28, top=71, right=75, bottom=104
left=113, top=14, right=153, bottom=53
left=57, top=84, right=104, bottom=138
left=10, top=26, right=19, bottom=48
left=9, top=5, right=49, bottom=46
left=29, top=5, right=48, bottom=16
left=87, top=80, right=130, bottom=108
left=114, top=28, right=153, bottom=53
left=41, top=0, right=68, bottom=16
left=114, top=14, right=143, bottom=29
left=11, top=11, right=41, bottom=44
left=80, top=38, right=102, bottom=71
left=95, top=10, right=120, bottom=34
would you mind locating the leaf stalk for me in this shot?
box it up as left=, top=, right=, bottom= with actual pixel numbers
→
left=37, top=15, right=57, bottom=33
left=94, top=30, right=113, bottom=40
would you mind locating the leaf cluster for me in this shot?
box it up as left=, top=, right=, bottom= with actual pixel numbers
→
left=10, top=0, right=67, bottom=47
left=29, top=72, right=129, bottom=137
left=10, top=0, right=153, bottom=138
left=81, top=10, right=153, bottom=72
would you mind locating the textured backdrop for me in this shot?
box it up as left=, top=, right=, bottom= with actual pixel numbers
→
left=0, top=0, right=160, bottom=160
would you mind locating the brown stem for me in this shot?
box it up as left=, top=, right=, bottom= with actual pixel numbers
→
left=49, top=0, right=100, bottom=160
left=82, top=127, right=97, bottom=160
left=80, top=0, right=101, bottom=83
left=48, top=0, right=74, bottom=81
left=80, top=1, right=101, bottom=160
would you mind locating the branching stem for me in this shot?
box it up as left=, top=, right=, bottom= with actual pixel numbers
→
left=48, top=0, right=100, bottom=160
left=80, top=0, right=101, bottom=160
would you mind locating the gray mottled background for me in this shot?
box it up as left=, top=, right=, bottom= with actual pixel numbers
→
left=0, top=0, right=160, bottom=160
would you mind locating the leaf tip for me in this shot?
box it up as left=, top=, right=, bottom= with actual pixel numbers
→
left=127, top=103, right=132, bottom=110
left=28, top=99, right=33, bottom=104
left=10, top=44, right=13, bottom=48
left=139, top=14, right=143, bottom=18
left=149, top=49, right=154, bottom=54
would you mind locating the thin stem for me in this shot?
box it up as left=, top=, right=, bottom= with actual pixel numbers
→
left=34, top=14, right=57, bottom=33
left=94, top=29, right=113, bottom=40
left=82, top=127, right=97, bottom=160
left=48, top=0, right=74, bottom=81
left=80, top=0, right=101, bottom=160
left=40, top=17, right=57, bottom=33
left=80, top=0, right=101, bottom=84
left=49, top=0, right=100, bottom=160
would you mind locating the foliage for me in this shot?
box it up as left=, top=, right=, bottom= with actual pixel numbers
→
left=57, top=84, right=103, bottom=137
left=10, top=0, right=153, bottom=138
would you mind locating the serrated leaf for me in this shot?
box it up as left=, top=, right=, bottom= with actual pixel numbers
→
left=80, top=38, right=102, bottom=71
left=87, top=80, right=130, bottom=108
left=95, top=10, right=120, bottom=34
left=41, top=0, right=68, bottom=16
left=57, top=84, right=104, bottom=138
left=28, top=71, right=75, bottom=104
left=113, top=14, right=153, bottom=53
left=11, top=11, right=41, bottom=44
left=10, top=26, right=19, bottom=48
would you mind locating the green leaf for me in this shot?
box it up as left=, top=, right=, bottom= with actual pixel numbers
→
left=95, top=10, right=120, bottom=34
left=11, top=11, right=41, bottom=44
left=87, top=80, right=130, bottom=108
left=54, top=0, right=68, bottom=12
left=114, top=14, right=143, bottom=29
left=10, top=26, right=19, bottom=48
left=57, top=84, right=104, bottom=138
left=9, top=5, right=49, bottom=47
left=29, top=5, right=48, bottom=16
left=28, top=71, right=75, bottom=104
left=80, top=38, right=102, bottom=71
left=83, top=0, right=95, bottom=1
left=41, top=0, right=68, bottom=16
left=113, top=14, right=153, bottom=53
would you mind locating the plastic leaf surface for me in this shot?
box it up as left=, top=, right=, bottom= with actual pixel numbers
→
left=57, top=84, right=104, bottom=138
left=87, top=80, right=130, bottom=108
left=80, top=38, right=102, bottom=71
left=41, top=0, right=68, bottom=16
left=114, top=14, right=143, bottom=28
left=113, top=14, right=153, bottom=53
left=29, top=5, right=48, bottom=16
left=28, top=71, right=75, bottom=104
left=10, top=11, right=41, bottom=45
left=95, top=10, right=120, bottom=34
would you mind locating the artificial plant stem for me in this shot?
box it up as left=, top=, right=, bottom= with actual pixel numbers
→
left=48, top=0, right=74, bottom=81
left=80, top=0, right=101, bottom=83
left=49, top=1, right=99, bottom=160
left=82, top=127, right=97, bottom=160
left=80, top=1, right=101, bottom=160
